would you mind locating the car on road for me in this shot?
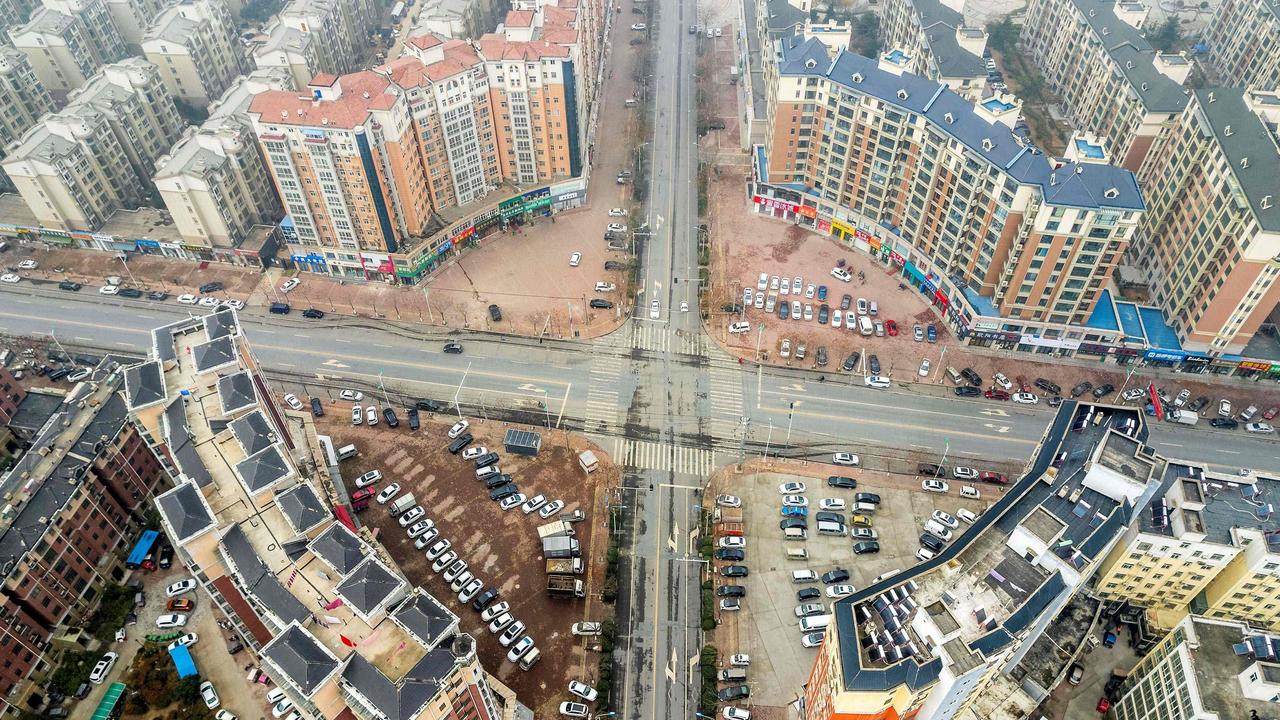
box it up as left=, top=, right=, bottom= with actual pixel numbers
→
left=1211, top=418, right=1239, bottom=429
left=832, top=452, right=859, bottom=466
left=1012, top=392, right=1038, bottom=404
left=779, top=482, right=806, bottom=494
left=1070, top=381, right=1093, bottom=398
left=984, top=388, right=1011, bottom=400
left=954, top=386, right=981, bottom=397
left=1247, top=422, right=1276, bottom=434
left=821, top=568, right=849, bottom=584
left=650, top=299, right=660, bottom=319
left=629, top=22, right=646, bottom=30
left=864, top=375, right=891, bottom=389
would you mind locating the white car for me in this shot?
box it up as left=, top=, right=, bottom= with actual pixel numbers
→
left=864, top=375, right=891, bottom=389
left=458, top=578, right=483, bottom=603
left=793, top=276, right=802, bottom=293
left=397, top=506, right=424, bottom=526
left=922, top=478, right=949, bottom=493
left=918, top=359, right=931, bottom=377
left=832, top=452, right=859, bottom=466
left=778, top=482, right=806, bottom=494
left=952, top=467, right=978, bottom=480
left=177, top=294, right=198, bottom=304
left=355, top=469, right=383, bottom=488
left=499, top=620, right=526, bottom=647
left=805, top=283, right=816, bottom=299
left=281, top=278, right=300, bottom=292
left=1121, top=388, right=1146, bottom=402
left=351, top=405, right=362, bottom=425
left=782, top=494, right=808, bottom=507
left=609, top=207, right=627, bottom=217
left=830, top=267, right=852, bottom=282
left=1247, top=422, right=1276, bottom=434
left=803, top=304, right=813, bottom=321
left=717, top=494, right=741, bottom=507
left=271, top=699, right=294, bottom=719
left=283, top=393, right=303, bottom=411
left=481, top=602, right=510, bottom=622
left=426, top=539, right=452, bottom=561
left=521, top=495, right=547, bottom=514
left=340, top=389, right=364, bottom=401
left=957, top=508, right=979, bottom=523
left=960, top=485, right=981, bottom=499
left=539, top=500, right=565, bottom=518
left=650, top=299, right=660, bottom=319
left=1174, top=389, right=1191, bottom=407
left=215, top=711, right=236, bottom=720
left=499, top=493, right=527, bottom=511
left=595, top=282, right=616, bottom=292
left=89, top=652, right=119, bottom=684
left=826, top=584, right=855, bottom=599
left=993, top=373, right=1013, bottom=389
left=728, top=321, right=750, bottom=334
left=560, top=701, right=589, bottom=718
left=198, top=296, right=220, bottom=307
left=376, top=483, right=401, bottom=503
left=757, top=273, right=769, bottom=290
left=156, top=614, right=188, bottom=629
left=166, top=579, right=197, bottom=597
left=462, top=446, right=489, bottom=460
left=0, top=273, right=18, bottom=283
left=926, top=524, right=954, bottom=542
left=200, top=681, right=220, bottom=709
left=607, top=223, right=626, bottom=233
left=488, top=612, right=514, bottom=634
left=680, top=301, right=689, bottom=312
left=932, top=510, right=959, bottom=528
left=15, top=259, right=38, bottom=270
left=801, top=632, right=824, bottom=648
left=432, top=551, right=458, bottom=573
left=916, top=547, right=936, bottom=561
left=1012, top=392, right=1038, bottom=404
left=754, top=291, right=765, bottom=309
left=781, top=277, right=791, bottom=295
left=718, top=536, right=745, bottom=548
left=407, top=519, right=435, bottom=538
left=220, top=299, right=245, bottom=310
left=365, top=405, right=378, bottom=425
left=507, top=636, right=535, bottom=662
left=448, top=419, right=470, bottom=438
left=629, top=22, right=646, bottom=30
left=568, top=680, right=598, bottom=703
left=167, top=633, right=199, bottom=651
left=413, top=528, right=440, bottom=549
left=730, top=654, right=751, bottom=667
left=770, top=275, right=780, bottom=290
left=1220, top=399, right=1232, bottom=417
left=819, top=498, right=846, bottom=510
left=569, top=252, right=581, bottom=267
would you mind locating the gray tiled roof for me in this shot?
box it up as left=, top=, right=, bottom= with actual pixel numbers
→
left=192, top=336, right=237, bottom=374
left=341, top=651, right=456, bottom=720
left=219, top=524, right=311, bottom=626
left=154, top=481, right=216, bottom=543
left=203, top=309, right=238, bottom=340
left=151, top=317, right=202, bottom=362
left=162, top=397, right=213, bottom=488
left=392, top=590, right=458, bottom=649
left=123, top=360, right=166, bottom=410
left=229, top=410, right=277, bottom=456
left=910, top=0, right=984, bottom=79
left=336, top=557, right=405, bottom=618
left=1194, top=89, right=1280, bottom=231
left=262, top=623, right=340, bottom=697
left=308, top=522, right=366, bottom=576
left=777, top=39, right=1145, bottom=211
left=1068, top=0, right=1187, bottom=113
left=234, top=443, right=292, bottom=495
left=276, top=482, right=329, bottom=534
left=216, top=372, right=256, bottom=416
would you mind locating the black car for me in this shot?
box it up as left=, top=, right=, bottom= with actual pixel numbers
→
left=485, top=473, right=514, bottom=489
left=855, top=492, right=881, bottom=505
left=722, top=565, right=749, bottom=578
left=1188, top=396, right=1210, bottom=412
left=827, top=475, right=856, bottom=489
left=815, top=511, right=845, bottom=524
left=716, top=548, right=745, bottom=562
left=118, top=287, right=143, bottom=298
left=590, top=299, right=614, bottom=309
left=779, top=517, right=807, bottom=530
left=199, top=281, right=224, bottom=293
left=604, top=260, right=628, bottom=270
left=58, top=281, right=82, bottom=291
left=954, top=386, right=981, bottom=397
left=1092, top=383, right=1115, bottom=398
left=488, top=304, right=502, bottom=321
left=920, top=532, right=946, bottom=552
left=716, top=585, right=746, bottom=598
left=302, top=308, right=325, bottom=319
left=919, top=463, right=945, bottom=476
left=821, top=569, right=849, bottom=584
left=840, top=294, right=852, bottom=311
left=817, top=305, right=829, bottom=324
left=447, top=433, right=474, bottom=453
left=473, top=452, right=500, bottom=468
left=48, top=350, right=69, bottom=362
left=1047, top=395, right=1063, bottom=407
left=1070, top=381, right=1093, bottom=398
left=444, top=342, right=463, bottom=354
left=489, top=483, right=519, bottom=500
left=842, top=353, right=860, bottom=372
left=778, top=302, right=789, bottom=320
left=717, top=686, right=750, bottom=702
left=406, top=408, right=420, bottom=430
left=961, top=368, right=983, bottom=386
left=310, top=398, right=324, bottom=417
left=158, top=545, right=174, bottom=569
left=797, top=587, right=821, bottom=601
left=382, top=408, right=399, bottom=427
left=853, top=541, right=881, bottom=555
left=471, top=588, right=501, bottom=611
left=1034, top=378, right=1061, bottom=395
left=815, top=346, right=828, bottom=367
left=47, top=367, right=71, bottom=381
left=147, top=291, right=169, bottom=301
left=868, top=355, right=881, bottom=374
left=74, top=354, right=100, bottom=366
left=1211, top=418, right=1239, bottom=429
left=416, top=399, right=444, bottom=412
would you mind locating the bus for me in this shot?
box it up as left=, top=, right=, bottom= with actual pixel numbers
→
left=391, top=1, right=405, bottom=22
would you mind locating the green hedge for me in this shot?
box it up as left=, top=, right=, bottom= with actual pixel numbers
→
left=699, top=645, right=719, bottom=716
left=701, top=579, right=716, bottom=631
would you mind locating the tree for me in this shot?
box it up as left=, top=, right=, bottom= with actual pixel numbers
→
left=240, top=0, right=284, bottom=24
left=852, top=14, right=881, bottom=58
left=1150, top=17, right=1182, bottom=52
left=986, top=18, right=1019, bottom=54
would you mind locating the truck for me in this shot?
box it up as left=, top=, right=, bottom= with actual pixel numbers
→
left=719, top=522, right=744, bottom=537
left=578, top=450, right=599, bottom=473
left=390, top=1, right=405, bottom=22
left=547, top=557, right=585, bottom=575
left=543, top=536, right=581, bottom=559
left=1170, top=409, right=1200, bottom=426
left=537, top=520, right=575, bottom=540
left=548, top=575, right=585, bottom=597
left=715, top=507, right=743, bottom=524
left=389, top=492, right=417, bottom=516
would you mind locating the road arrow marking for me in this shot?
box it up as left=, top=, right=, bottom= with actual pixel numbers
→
left=517, top=383, right=544, bottom=393
left=666, top=648, right=677, bottom=682
left=980, top=408, right=1010, bottom=417
left=322, top=359, right=350, bottom=369
left=983, top=423, right=1011, bottom=434
left=781, top=383, right=807, bottom=393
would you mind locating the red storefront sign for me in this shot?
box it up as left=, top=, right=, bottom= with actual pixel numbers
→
left=934, top=290, right=949, bottom=310
left=796, top=205, right=817, bottom=219
left=889, top=251, right=906, bottom=266
left=816, top=219, right=831, bottom=233
left=753, top=196, right=817, bottom=218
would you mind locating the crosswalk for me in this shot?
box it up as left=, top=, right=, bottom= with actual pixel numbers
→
left=609, top=437, right=718, bottom=476
left=631, top=321, right=706, bottom=355
left=584, top=353, right=625, bottom=433
left=708, top=364, right=745, bottom=439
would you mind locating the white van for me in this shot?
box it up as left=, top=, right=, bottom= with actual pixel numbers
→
left=946, top=367, right=962, bottom=385
left=337, top=444, right=359, bottom=461
left=858, top=316, right=874, bottom=336
left=476, top=465, right=502, bottom=480
left=799, top=615, right=832, bottom=633
left=854, top=501, right=878, bottom=513
left=792, top=569, right=818, bottom=583
left=816, top=521, right=847, bottom=536
left=786, top=547, right=809, bottom=560
left=784, top=527, right=807, bottom=540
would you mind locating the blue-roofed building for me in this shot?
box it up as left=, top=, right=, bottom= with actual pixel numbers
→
left=880, top=0, right=989, bottom=100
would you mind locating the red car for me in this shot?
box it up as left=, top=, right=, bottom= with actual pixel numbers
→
left=980, top=471, right=1008, bottom=485
left=984, top=388, right=1011, bottom=401
left=885, top=320, right=898, bottom=336
left=1096, top=697, right=1111, bottom=714
left=1265, top=406, right=1280, bottom=421
left=166, top=598, right=194, bottom=612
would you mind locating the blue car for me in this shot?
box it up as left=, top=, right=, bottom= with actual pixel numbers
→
left=781, top=505, right=808, bottom=517
left=817, top=285, right=828, bottom=301
left=927, top=324, right=937, bottom=343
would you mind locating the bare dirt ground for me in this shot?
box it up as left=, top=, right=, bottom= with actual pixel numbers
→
left=312, top=403, right=619, bottom=716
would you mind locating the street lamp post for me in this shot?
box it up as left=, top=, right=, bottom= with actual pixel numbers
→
left=785, top=400, right=795, bottom=450
left=453, top=361, right=471, bottom=418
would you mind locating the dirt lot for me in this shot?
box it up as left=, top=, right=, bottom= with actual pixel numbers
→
left=312, top=403, right=619, bottom=716
left=703, top=458, right=993, bottom=714
left=13, top=245, right=264, bottom=300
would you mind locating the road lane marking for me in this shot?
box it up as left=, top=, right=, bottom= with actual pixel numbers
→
left=756, top=403, right=1038, bottom=445
left=758, top=388, right=1025, bottom=423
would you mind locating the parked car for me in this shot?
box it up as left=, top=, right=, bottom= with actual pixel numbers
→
left=832, top=452, right=859, bottom=466
left=921, top=479, right=949, bottom=493
left=1092, top=383, right=1115, bottom=398
left=979, top=471, right=1008, bottom=485
left=827, top=476, right=856, bottom=489
left=1070, top=381, right=1094, bottom=398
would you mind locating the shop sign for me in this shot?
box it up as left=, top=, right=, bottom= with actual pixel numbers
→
left=754, top=196, right=797, bottom=214
left=796, top=205, right=817, bottom=219
left=181, top=243, right=208, bottom=252
left=0, top=223, right=17, bottom=233
left=554, top=189, right=585, bottom=203
left=973, top=319, right=1001, bottom=331
left=454, top=226, right=476, bottom=243
left=889, top=251, right=905, bottom=266
left=523, top=195, right=552, bottom=212
left=967, top=330, right=1007, bottom=341
left=136, top=239, right=161, bottom=249
left=500, top=197, right=525, bottom=219
left=1018, top=334, right=1081, bottom=349
left=816, top=219, right=831, bottom=233
left=1239, top=361, right=1271, bottom=372
left=161, top=242, right=182, bottom=251
left=1143, top=349, right=1188, bottom=362
left=831, top=220, right=854, bottom=235
left=71, top=232, right=92, bottom=242
left=1078, top=342, right=1113, bottom=355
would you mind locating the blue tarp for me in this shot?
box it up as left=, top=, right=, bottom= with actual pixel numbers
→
left=126, top=530, right=160, bottom=567
left=168, top=644, right=197, bottom=678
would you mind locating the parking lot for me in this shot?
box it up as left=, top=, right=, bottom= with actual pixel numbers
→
left=312, top=402, right=617, bottom=716
left=706, top=460, right=990, bottom=710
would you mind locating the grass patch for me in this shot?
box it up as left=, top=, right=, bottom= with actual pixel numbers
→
left=698, top=645, right=719, bottom=716
left=87, top=583, right=134, bottom=643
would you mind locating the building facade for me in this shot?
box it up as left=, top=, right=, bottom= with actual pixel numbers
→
left=1201, top=0, right=1280, bottom=94
left=0, top=43, right=52, bottom=191
left=1019, top=0, right=1189, bottom=171
left=1132, top=88, right=1280, bottom=355
left=142, top=0, right=248, bottom=105
left=880, top=0, right=988, bottom=100
left=1199, top=527, right=1280, bottom=631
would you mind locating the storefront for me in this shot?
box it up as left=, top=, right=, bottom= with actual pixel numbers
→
left=1236, top=360, right=1272, bottom=380
left=1142, top=348, right=1188, bottom=369
left=752, top=195, right=817, bottom=225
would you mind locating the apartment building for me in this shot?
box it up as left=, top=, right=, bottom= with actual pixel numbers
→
left=1020, top=0, right=1189, bottom=171
left=8, top=4, right=113, bottom=95
left=249, top=0, right=377, bottom=92
left=1132, top=88, right=1280, bottom=355
left=251, top=21, right=318, bottom=89
left=142, top=0, right=247, bottom=105
left=1201, top=0, right=1280, bottom=95
left=0, top=374, right=168, bottom=713
left=103, top=0, right=162, bottom=47
left=1200, top=526, right=1280, bottom=631
left=134, top=311, right=501, bottom=720
left=804, top=411, right=1164, bottom=720
left=0, top=0, right=36, bottom=32
left=765, top=39, right=1144, bottom=327
left=880, top=0, right=988, bottom=100
left=155, top=67, right=292, bottom=251
left=3, top=58, right=183, bottom=230
left=0, top=43, right=52, bottom=191
left=1111, top=616, right=1280, bottom=720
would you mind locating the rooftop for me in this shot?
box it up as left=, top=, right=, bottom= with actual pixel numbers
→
left=336, top=556, right=407, bottom=620
left=275, top=482, right=329, bottom=534
left=1195, top=88, right=1280, bottom=231
left=261, top=622, right=342, bottom=697
left=1067, top=0, right=1187, bottom=112
left=123, top=360, right=167, bottom=411
left=154, top=480, right=217, bottom=543
left=908, top=0, right=986, bottom=79
left=309, top=521, right=367, bottom=576
left=1145, top=463, right=1280, bottom=546
left=1177, top=618, right=1280, bottom=718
